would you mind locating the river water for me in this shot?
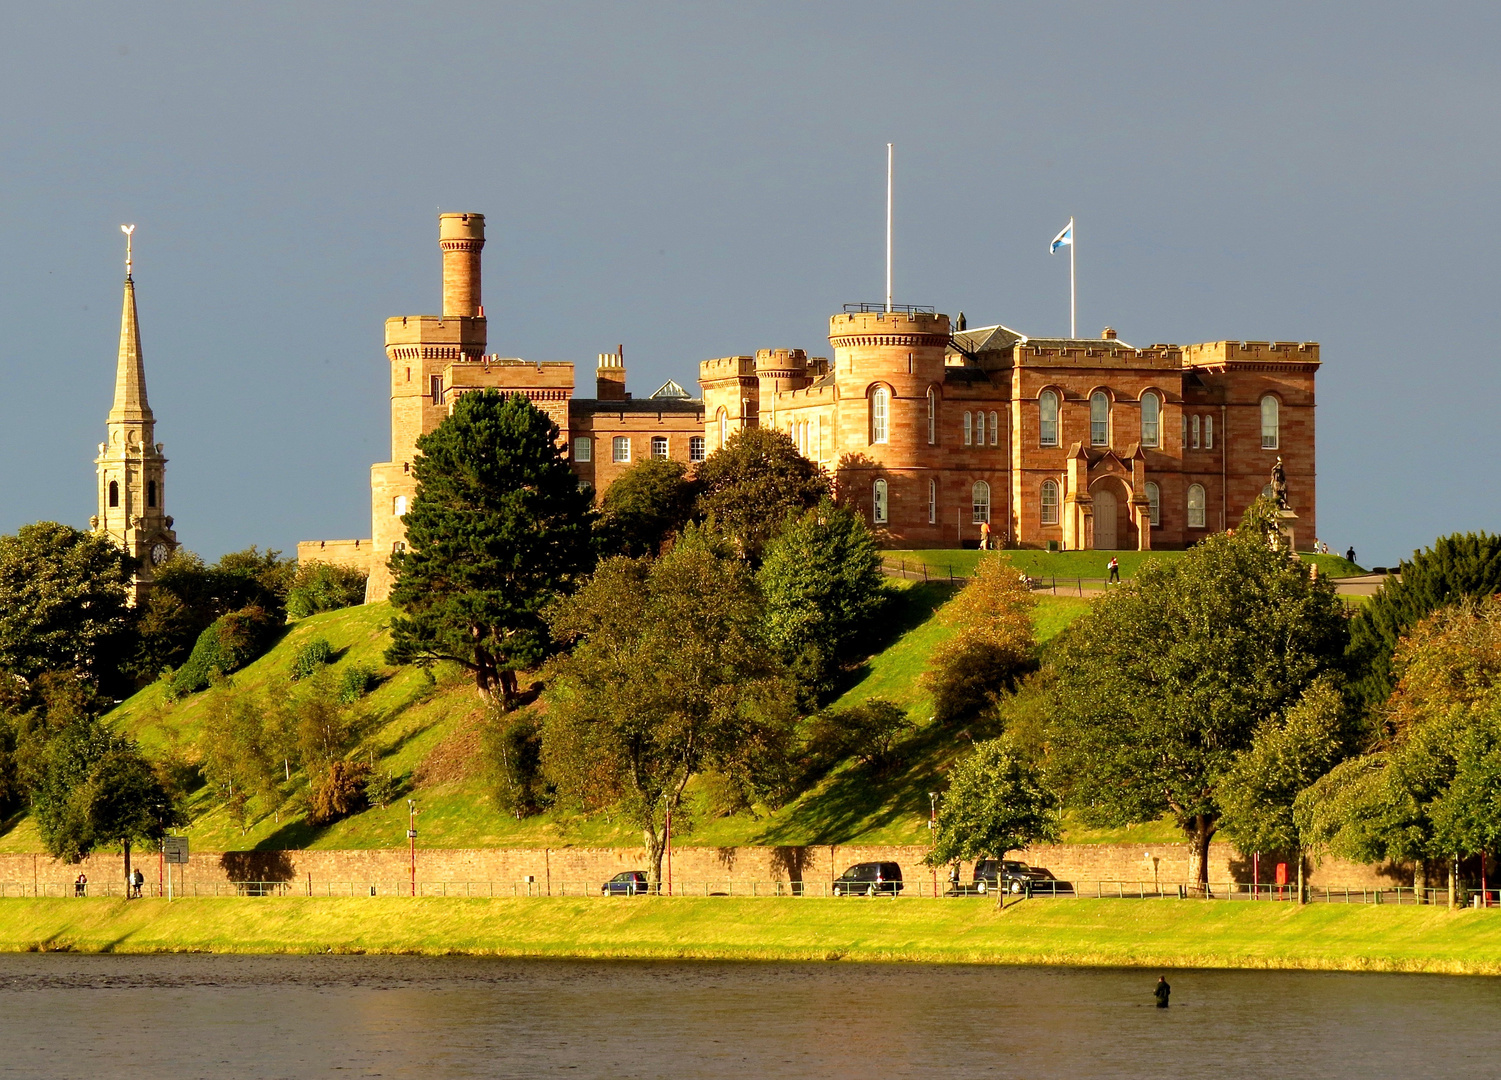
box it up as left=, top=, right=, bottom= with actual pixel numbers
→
left=0, top=956, right=1495, bottom=1078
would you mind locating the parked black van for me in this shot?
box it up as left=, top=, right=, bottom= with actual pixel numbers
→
left=832, top=862, right=904, bottom=896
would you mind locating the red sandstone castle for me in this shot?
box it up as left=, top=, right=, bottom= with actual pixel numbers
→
left=299, top=213, right=1318, bottom=601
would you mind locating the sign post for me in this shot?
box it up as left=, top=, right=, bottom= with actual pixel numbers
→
left=163, top=836, right=189, bottom=901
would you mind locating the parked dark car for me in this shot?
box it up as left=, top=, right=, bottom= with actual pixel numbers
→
left=832, top=862, right=904, bottom=896
left=601, top=871, right=651, bottom=896
left=970, top=859, right=1055, bottom=895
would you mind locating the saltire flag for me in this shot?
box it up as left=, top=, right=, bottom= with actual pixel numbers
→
left=1050, top=220, right=1073, bottom=254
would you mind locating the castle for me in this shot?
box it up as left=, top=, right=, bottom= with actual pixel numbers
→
left=298, top=213, right=1318, bottom=601
left=92, top=229, right=177, bottom=601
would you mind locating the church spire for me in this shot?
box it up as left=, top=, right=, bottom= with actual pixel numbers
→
left=110, top=224, right=152, bottom=424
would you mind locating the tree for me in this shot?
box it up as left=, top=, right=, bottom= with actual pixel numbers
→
left=1049, top=513, right=1348, bottom=890
left=922, top=554, right=1038, bottom=726
left=694, top=427, right=829, bottom=560
left=759, top=499, right=887, bottom=698
left=286, top=561, right=369, bottom=619
left=32, top=715, right=182, bottom=886
left=1347, top=532, right=1501, bottom=717
left=386, top=390, right=596, bottom=705
left=199, top=682, right=286, bottom=832
left=924, top=739, right=1060, bottom=905
left=0, top=522, right=133, bottom=691
left=596, top=458, right=697, bottom=557
left=542, top=529, right=798, bottom=888
left=1217, top=677, right=1351, bottom=898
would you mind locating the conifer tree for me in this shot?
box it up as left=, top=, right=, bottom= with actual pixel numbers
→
left=386, top=391, right=595, bottom=705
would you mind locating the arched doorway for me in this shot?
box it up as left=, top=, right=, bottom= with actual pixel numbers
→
left=1093, top=488, right=1118, bottom=549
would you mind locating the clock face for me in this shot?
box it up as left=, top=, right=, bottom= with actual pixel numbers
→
left=151, top=542, right=170, bottom=566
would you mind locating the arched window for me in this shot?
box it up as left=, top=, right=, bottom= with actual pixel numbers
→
left=928, top=478, right=936, bottom=524
left=1040, top=480, right=1059, bottom=525
left=870, top=387, right=890, bottom=444
left=1204, top=415, right=1214, bottom=449
left=872, top=479, right=888, bottom=525
left=972, top=481, right=991, bottom=524
left=963, top=410, right=973, bottom=446
left=1187, top=484, right=1206, bottom=529
left=573, top=436, right=592, bottom=462
left=393, top=495, right=407, bottom=517
left=1141, top=393, right=1160, bottom=448
left=147, top=479, right=158, bottom=508
left=1145, top=482, right=1160, bottom=526
left=108, top=480, right=118, bottom=508
left=989, top=411, right=999, bottom=446
left=1039, top=390, right=1059, bottom=447
left=1192, top=414, right=1201, bottom=449
left=1090, top=391, right=1110, bottom=446
left=1261, top=395, right=1280, bottom=449
left=717, top=408, right=728, bottom=449
left=689, top=436, right=705, bottom=463
left=651, top=436, right=669, bottom=460
left=926, top=387, right=937, bottom=445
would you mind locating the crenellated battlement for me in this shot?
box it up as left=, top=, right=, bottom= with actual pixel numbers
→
left=828, top=308, right=950, bottom=348
left=1182, top=340, right=1320, bottom=367
left=699, top=355, right=757, bottom=381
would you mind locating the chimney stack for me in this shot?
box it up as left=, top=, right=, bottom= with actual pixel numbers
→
left=439, top=213, right=485, bottom=319
left=596, top=345, right=627, bottom=401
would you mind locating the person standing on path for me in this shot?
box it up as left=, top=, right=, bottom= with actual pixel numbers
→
left=1108, top=556, right=1120, bottom=584
left=1154, top=976, right=1171, bottom=1008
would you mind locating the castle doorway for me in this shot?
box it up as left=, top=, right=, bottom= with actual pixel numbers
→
left=1093, top=488, right=1118, bottom=549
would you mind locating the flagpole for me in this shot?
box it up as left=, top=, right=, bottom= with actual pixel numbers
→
left=885, top=143, right=893, bottom=313
left=1069, top=216, right=1076, bottom=339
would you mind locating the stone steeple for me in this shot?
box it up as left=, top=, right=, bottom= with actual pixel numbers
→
left=93, top=226, right=176, bottom=601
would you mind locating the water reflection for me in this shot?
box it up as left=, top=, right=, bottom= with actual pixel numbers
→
left=0, top=956, right=1496, bottom=1078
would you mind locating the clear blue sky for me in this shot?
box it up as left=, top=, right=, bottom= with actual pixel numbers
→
left=1, top=2, right=1495, bottom=566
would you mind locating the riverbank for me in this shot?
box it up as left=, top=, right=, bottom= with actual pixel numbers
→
left=3, top=896, right=1499, bottom=974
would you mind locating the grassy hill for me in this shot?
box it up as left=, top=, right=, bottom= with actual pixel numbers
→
left=0, top=576, right=1104, bottom=856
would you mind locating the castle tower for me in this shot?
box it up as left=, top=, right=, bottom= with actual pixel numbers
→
left=368, top=212, right=489, bottom=602
left=93, top=226, right=176, bottom=600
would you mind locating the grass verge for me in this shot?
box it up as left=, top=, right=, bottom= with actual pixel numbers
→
left=2, top=896, right=1498, bottom=974
left=885, top=549, right=1363, bottom=581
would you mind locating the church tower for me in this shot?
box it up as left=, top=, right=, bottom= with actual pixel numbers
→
left=93, top=225, right=176, bottom=600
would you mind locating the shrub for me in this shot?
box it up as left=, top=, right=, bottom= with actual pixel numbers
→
left=363, top=767, right=402, bottom=809
left=801, top=698, right=913, bottom=780
left=925, top=636, right=1035, bottom=728
left=338, top=664, right=378, bottom=703
left=482, top=708, right=549, bottom=818
left=286, top=562, right=369, bottom=619
left=171, top=605, right=278, bottom=696
left=309, top=759, right=370, bottom=824
left=290, top=638, right=334, bottom=681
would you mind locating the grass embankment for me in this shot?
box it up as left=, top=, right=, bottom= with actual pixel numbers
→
left=2, top=896, right=1498, bottom=973
left=0, top=580, right=1100, bottom=854
left=886, top=548, right=1363, bottom=581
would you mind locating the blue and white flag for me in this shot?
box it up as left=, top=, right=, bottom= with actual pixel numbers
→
left=1050, top=219, right=1073, bottom=254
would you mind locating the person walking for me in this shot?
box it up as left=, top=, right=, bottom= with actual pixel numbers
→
left=979, top=520, right=991, bottom=551
left=1154, top=975, right=1171, bottom=1008
left=1346, top=546, right=1357, bottom=564
left=1108, top=556, right=1120, bottom=584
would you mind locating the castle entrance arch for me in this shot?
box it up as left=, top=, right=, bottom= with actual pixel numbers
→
left=1092, top=488, right=1118, bottom=550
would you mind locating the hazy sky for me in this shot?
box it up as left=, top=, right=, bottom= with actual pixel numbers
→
left=1, top=2, right=1496, bottom=565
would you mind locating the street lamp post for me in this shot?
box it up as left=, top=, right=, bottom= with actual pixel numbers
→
left=928, top=792, right=938, bottom=897
left=407, top=799, right=418, bottom=897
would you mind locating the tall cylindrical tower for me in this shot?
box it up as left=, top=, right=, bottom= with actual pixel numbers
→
left=439, top=212, right=486, bottom=318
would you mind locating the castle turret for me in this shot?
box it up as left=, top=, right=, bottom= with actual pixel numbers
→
left=440, top=212, right=485, bottom=319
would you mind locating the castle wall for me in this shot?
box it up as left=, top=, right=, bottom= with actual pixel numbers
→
left=296, top=539, right=374, bottom=577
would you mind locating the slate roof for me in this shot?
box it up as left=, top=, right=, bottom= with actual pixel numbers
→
left=571, top=397, right=703, bottom=415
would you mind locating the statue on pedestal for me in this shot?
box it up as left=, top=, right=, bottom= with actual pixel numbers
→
left=1271, top=457, right=1289, bottom=510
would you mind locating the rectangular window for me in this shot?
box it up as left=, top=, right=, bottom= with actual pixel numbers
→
left=928, top=478, right=936, bottom=524
left=612, top=436, right=631, bottom=463
left=689, top=436, right=705, bottom=463
left=573, top=437, right=592, bottom=463
left=1204, top=416, right=1214, bottom=449
left=651, top=436, right=669, bottom=459
left=430, top=375, right=444, bottom=404
left=989, top=411, right=999, bottom=447
left=393, top=495, right=407, bottom=516
left=1192, top=415, right=1201, bottom=449
left=964, top=411, right=973, bottom=445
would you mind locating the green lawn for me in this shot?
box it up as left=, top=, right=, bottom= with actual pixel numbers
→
left=2, top=895, right=1497, bottom=973
left=886, top=549, right=1364, bottom=581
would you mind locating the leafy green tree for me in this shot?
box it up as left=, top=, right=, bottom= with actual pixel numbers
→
left=1347, top=532, right=1501, bottom=717
left=0, top=522, right=133, bottom=691
left=199, top=682, right=285, bottom=832
left=542, top=529, right=798, bottom=888
left=170, top=605, right=280, bottom=696
left=800, top=698, right=914, bottom=782
left=286, top=562, right=369, bottom=619
left=387, top=390, right=596, bottom=706
left=596, top=458, right=697, bottom=557
left=32, top=715, right=182, bottom=886
left=694, top=427, right=829, bottom=560
left=1049, top=518, right=1347, bottom=889
left=922, top=554, right=1038, bottom=726
left=1217, top=677, right=1351, bottom=898
left=759, top=499, right=887, bottom=698
left=924, top=740, right=1060, bottom=889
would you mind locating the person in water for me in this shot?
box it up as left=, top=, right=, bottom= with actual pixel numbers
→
left=1154, top=976, right=1171, bottom=1008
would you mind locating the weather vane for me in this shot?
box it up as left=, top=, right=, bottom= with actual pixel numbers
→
left=121, top=223, right=135, bottom=278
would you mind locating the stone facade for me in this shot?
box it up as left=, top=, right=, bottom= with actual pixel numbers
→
left=298, top=213, right=1318, bottom=597
left=91, top=245, right=177, bottom=601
